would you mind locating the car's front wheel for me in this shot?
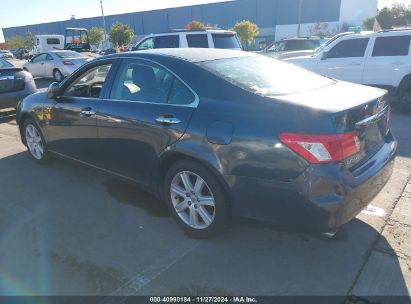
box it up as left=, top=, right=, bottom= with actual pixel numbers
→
left=164, top=160, right=230, bottom=238
left=23, top=118, right=49, bottom=164
left=53, top=69, right=64, bottom=82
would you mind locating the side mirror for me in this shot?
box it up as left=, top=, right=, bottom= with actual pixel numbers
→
left=321, top=51, right=328, bottom=60
left=47, top=82, right=61, bottom=99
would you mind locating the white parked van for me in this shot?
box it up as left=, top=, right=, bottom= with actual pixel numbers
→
left=30, top=35, right=65, bottom=56
left=132, top=29, right=242, bottom=51
left=285, top=29, right=411, bottom=109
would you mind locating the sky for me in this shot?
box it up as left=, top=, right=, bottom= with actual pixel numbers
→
left=1, top=0, right=410, bottom=43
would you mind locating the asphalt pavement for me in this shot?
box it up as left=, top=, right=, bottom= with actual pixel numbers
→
left=0, top=70, right=410, bottom=300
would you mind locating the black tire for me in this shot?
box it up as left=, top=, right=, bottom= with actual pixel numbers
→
left=22, top=118, right=50, bottom=164
left=398, top=78, right=411, bottom=112
left=53, top=69, right=64, bottom=82
left=164, top=160, right=230, bottom=238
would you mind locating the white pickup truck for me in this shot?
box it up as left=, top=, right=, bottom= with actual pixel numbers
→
left=286, top=29, right=411, bottom=110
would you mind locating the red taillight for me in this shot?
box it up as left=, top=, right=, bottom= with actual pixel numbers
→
left=279, top=132, right=360, bottom=164
left=62, top=60, right=74, bottom=66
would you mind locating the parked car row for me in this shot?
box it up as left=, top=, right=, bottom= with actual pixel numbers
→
left=3, top=28, right=407, bottom=238
left=22, top=50, right=92, bottom=82
left=15, top=48, right=396, bottom=238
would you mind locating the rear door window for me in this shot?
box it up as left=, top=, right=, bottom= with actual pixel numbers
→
left=212, top=34, right=241, bottom=49
left=154, top=35, right=180, bottom=48
left=328, top=38, right=370, bottom=58
left=186, top=34, right=209, bottom=48
left=111, top=60, right=195, bottom=105
left=372, top=35, right=411, bottom=57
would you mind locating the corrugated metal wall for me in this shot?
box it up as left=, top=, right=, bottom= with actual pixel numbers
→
left=2, top=0, right=342, bottom=39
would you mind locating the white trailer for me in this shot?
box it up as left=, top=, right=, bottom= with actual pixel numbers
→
left=30, top=35, right=65, bottom=56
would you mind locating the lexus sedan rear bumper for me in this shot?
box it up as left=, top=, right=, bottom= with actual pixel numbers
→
left=0, top=82, right=37, bottom=109
left=224, top=130, right=397, bottom=231
left=0, top=83, right=36, bottom=109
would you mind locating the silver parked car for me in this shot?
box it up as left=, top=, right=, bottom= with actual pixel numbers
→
left=23, top=50, right=92, bottom=82
left=0, top=50, right=14, bottom=59
left=259, top=37, right=326, bottom=59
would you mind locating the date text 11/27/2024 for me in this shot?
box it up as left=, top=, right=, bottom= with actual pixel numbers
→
left=149, top=297, right=258, bottom=303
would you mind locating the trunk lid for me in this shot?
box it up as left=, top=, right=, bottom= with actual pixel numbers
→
left=278, top=81, right=390, bottom=168
left=64, top=57, right=92, bottom=68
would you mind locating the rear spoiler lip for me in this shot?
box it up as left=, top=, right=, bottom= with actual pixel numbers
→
left=355, top=106, right=389, bottom=128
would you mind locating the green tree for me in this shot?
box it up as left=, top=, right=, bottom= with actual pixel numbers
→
left=185, top=20, right=207, bottom=30
left=109, top=22, right=134, bottom=48
left=231, top=20, right=259, bottom=50
left=390, top=3, right=411, bottom=26
left=363, top=4, right=411, bottom=31
left=363, top=16, right=376, bottom=30
left=6, top=33, right=33, bottom=49
left=377, top=7, right=396, bottom=29
left=88, top=27, right=105, bottom=49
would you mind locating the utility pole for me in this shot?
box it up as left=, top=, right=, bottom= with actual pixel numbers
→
left=297, top=0, right=303, bottom=37
left=100, top=0, right=108, bottom=48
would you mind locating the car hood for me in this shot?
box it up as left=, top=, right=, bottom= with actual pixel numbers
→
left=278, top=50, right=315, bottom=59
left=275, top=80, right=387, bottom=113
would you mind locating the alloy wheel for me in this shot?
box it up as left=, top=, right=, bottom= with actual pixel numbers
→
left=170, top=171, right=216, bottom=230
left=25, top=124, right=44, bottom=160
left=54, top=70, right=63, bottom=82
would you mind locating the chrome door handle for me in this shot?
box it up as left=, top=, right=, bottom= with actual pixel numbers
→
left=80, top=110, right=96, bottom=117
left=155, top=116, right=181, bottom=124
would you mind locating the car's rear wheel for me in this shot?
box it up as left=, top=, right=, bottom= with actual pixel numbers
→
left=23, top=118, right=49, bottom=164
left=164, top=160, right=229, bottom=238
left=398, top=78, right=411, bottom=112
left=53, top=69, right=64, bottom=82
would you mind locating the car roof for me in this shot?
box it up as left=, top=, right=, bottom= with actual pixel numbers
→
left=336, top=29, right=411, bottom=39
left=114, top=48, right=255, bottom=63
left=147, top=29, right=236, bottom=37
left=282, top=36, right=323, bottom=41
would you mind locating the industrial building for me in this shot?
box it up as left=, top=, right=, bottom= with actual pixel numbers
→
left=2, top=0, right=378, bottom=46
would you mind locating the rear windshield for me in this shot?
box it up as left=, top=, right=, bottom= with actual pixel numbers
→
left=212, top=34, right=241, bottom=49
left=55, top=51, right=84, bottom=59
left=0, top=59, right=13, bottom=68
left=199, top=55, right=335, bottom=96
left=285, top=40, right=320, bottom=51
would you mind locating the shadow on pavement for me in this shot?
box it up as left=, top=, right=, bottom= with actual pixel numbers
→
left=391, top=111, right=411, bottom=158
left=0, top=151, right=409, bottom=298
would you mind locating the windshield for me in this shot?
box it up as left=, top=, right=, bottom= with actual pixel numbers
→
left=0, top=59, right=13, bottom=68
left=315, top=33, right=353, bottom=54
left=268, top=39, right=320, bottom=52
left=212, top=34, right=241, bottom=49
left=199, top=55, right=335, bottom=96
left=55, top=51, right=85, bottom=59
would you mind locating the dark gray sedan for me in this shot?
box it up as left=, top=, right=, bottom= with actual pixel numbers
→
left=0, top=59, right=37, bottom=109
left=16, top=49, right=396, bottom=238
